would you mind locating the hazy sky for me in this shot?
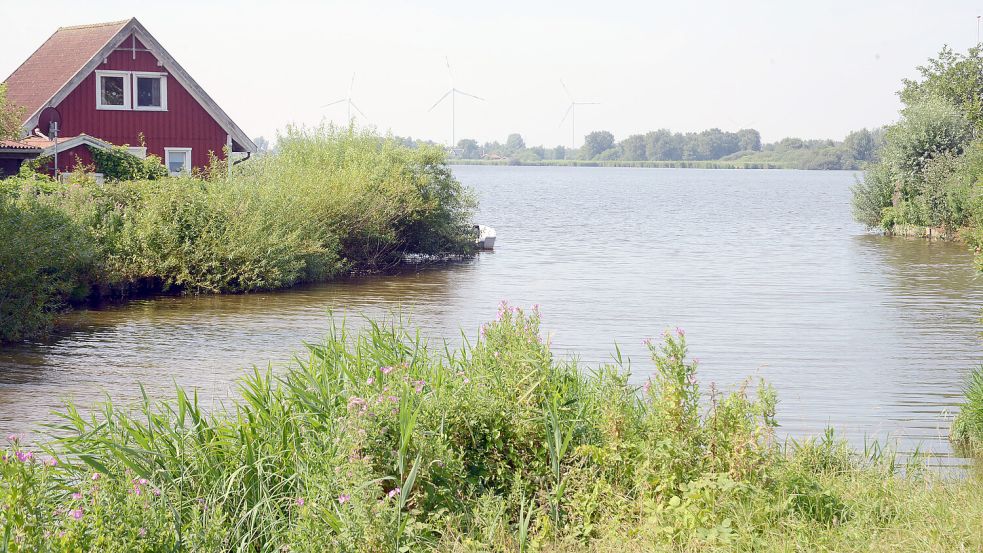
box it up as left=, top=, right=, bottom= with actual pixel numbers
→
left=2, top=0, right=981, bottom=147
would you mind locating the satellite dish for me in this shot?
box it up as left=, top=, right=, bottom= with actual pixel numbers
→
left=37, top=106, right=62, bottom=138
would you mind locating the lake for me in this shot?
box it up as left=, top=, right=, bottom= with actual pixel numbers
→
left=1, top=166, right=980, bottom=462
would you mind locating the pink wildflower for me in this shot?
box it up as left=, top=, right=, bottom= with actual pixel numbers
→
left=46, top=458, right=57, bottom=467
left=71, top=492, right=83, bottom=500
left=295, top=497, right=305, bottom=506
left=6, top=434, right=17, bottom=442
left=69, top=509, right=83, bottom=520
left=15, top=451, right=32, bottom=463
left=348, top=396, right=368, bottom=413
left=676, top=327, right=685, bottom=337
left=91, top=472, right=101, bottom=481
left=413, top=380, right=425, bottom=393
left=380, top=366, right=394, bottom=375
left=338, top=493, right=351, bottom=504
left=138, top=528, right=146, bottom=537
left=643, top=379, right=652, bottom=394
left=388, top=487, right=401, bottom=499
left=366, top=377, right=375, bottom=385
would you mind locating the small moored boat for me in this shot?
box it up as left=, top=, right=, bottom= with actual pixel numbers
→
left=475, top=225, right=496, bottom=250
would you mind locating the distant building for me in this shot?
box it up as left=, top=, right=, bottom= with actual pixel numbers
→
left=1, top=18, right=255, bottom=177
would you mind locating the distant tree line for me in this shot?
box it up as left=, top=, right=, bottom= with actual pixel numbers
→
left=437, top=126, right=883, bottom=170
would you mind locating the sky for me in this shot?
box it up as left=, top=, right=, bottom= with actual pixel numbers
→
left=2, top=0, right=981, bottom=147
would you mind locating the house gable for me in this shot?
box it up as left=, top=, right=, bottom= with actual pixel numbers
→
left=51, top=35, right=234, bottom=169
left=3, top=18, right=255, bottom=167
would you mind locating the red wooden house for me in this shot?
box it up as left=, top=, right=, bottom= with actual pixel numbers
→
left=1, top=18, right=255, bottom=177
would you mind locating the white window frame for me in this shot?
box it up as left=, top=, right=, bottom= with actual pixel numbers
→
left=132, top=72, right=168, bottom=111
left=95, top=70, right=131, bottom=110
left=164, top=148, right=192, bottom=175
left=126, top=146, right=147, bottom=159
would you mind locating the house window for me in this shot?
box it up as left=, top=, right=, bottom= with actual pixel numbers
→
left=133, top=73, right=167, bottom=110
left=126, top=146, right=147, bottom=159
left=164, top=148, right=192, bottom=175
left=96, top=71, right=131, bottom=110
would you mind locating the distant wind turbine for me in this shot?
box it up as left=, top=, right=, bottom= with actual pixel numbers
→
left=428, top=57, right=484, bottom=146
left=559, top=80, right=599, bottom=148
left=323, top=73, right=367, bottom=124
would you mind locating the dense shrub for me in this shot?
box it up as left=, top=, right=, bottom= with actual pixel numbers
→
left=88, top=145, right=168, bottom=181
left=0, top=189, right=95, bottom=342
left=3, top=309, right=983, bottom=551
left=0, top=127, right=476, bottom=340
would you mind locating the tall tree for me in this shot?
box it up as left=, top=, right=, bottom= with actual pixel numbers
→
left=900, top=45, right=983, bottom=134
left=505, top=133, right=526, bottom=153
left=620, top=134, right=646, bottom=160
left=737, top=128, right=761, bottom=151
left=583, top=131, right=615, bottom=159
left=843, top=129, right=875, bottom=162
left=457, top=138, right=480, bottom=158
left=0, top=84, right=24, bottom=140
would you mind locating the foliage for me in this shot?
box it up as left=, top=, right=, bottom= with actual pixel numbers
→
left=952, top=366, right=983, bottom=454
left=900, top=45, right=983, bottom=135
left=446, top=127, right=875, bottom=168
left=3, top=310, right=983, bottom=551
left=0, top=187, right=95, bottom=342
left=0, top=83, right=24, bottom=141
left=88, top=146, right=168, bottom=181
left=852, top=45, right=983, bottom=253
left=0, top=126, right=476, bottom=341
left=582, top=131, right=615, bottom=159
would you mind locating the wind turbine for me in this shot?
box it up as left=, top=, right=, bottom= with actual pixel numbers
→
left=559, top=80, right=599, bottom=148
left=428, top=57, right=484, bottom=146
left=323, top=73, right=367, bottom=124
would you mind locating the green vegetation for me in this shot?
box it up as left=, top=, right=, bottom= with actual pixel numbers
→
left=0, top=83, right=23, bottom=140
left=953, top=367, right=983, bottom=454
left=442, top=127, right=877, bottom=170
left=0, top=126, right=475, bottom=342
left=450, top=159, right=784, bottom=169
left=852, top=45, right=983, bottom=262
left=2, top=307, right=983, bottom=551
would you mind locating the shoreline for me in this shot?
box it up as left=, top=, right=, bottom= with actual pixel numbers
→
left=448, top=159, right=790, bottom=169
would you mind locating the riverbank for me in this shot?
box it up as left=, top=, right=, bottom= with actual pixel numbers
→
left=449, top=159, right=789, bottom=169
left=0, top=126, right=476, bottom=343
left=3, top=307, right=982, bottom=551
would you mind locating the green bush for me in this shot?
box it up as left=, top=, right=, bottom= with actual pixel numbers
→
left=4, top=309, right=983, bottom=551
left=0, top=190, right=95, bottom=341
left=89, top=145, right=168, bottom=181
left=0, top=127, right=476, bottom=339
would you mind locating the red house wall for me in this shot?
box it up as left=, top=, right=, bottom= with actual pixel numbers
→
left=36, top=144, right=96, bottom=175
left=52, top=35, right=229, bottom=170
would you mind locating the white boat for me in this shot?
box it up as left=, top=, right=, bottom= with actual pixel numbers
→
left=475, top=225, right=496, bottom=250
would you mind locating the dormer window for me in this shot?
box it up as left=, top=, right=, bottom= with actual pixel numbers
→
left=96, top=70, right=131, bottom=110
left=95, top=70, right=167, bottom=111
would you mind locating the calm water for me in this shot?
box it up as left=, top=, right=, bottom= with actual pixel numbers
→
left=1, top=167, right=980, bottom=461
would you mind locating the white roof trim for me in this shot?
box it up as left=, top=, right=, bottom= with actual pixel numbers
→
left=22, top=18, right=256, bottom=153
left=40, top=135, right=115, bottom=157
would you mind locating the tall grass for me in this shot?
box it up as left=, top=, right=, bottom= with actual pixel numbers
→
left=0, top=126, right=476, bottom=342
left=952, top=366, right=983, bottom=454
left=2, top=307, right=983, bottom=551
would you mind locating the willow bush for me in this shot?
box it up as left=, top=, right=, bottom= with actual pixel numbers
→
left=3, top=308, right=983, bottom=551
left=0, top=126, right=476, bottom=341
